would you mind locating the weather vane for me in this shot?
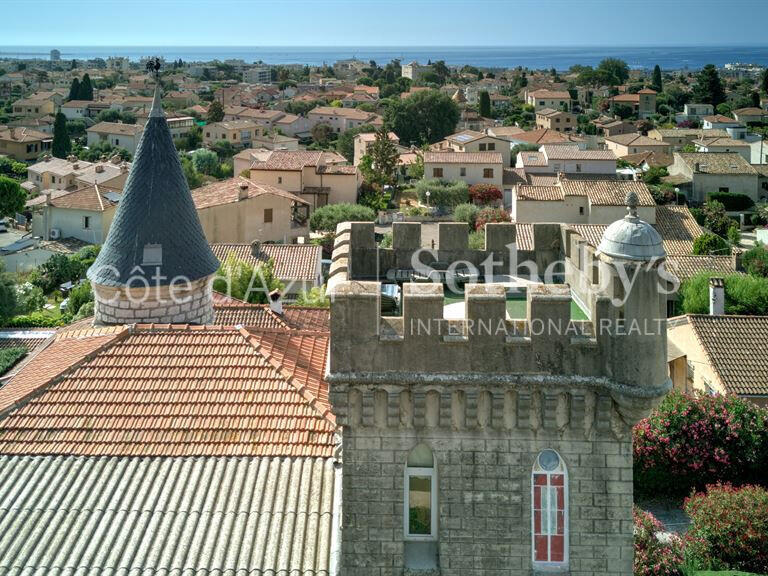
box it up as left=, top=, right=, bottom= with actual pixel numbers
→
left=146, top=56, right=162, bottom=80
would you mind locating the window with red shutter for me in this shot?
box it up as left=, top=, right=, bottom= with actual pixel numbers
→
left=532, top=450, right=568, bottom=568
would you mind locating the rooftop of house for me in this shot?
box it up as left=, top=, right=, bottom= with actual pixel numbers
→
left=0, top=126, right=51, bottom=143
left=664, top=255, right=736, bottom=281
left=674, top=314, right=768, bottom=396
left=87, top=121, right=144, bottom=136
left=207, top=118, right=261, bottom=130
left=307, top=106, right=378, bottom=120
left=528, top=89, right=571, bottom=99
left=622, top=150, right=674, bottom=168
left=250, top=150, right=349, bottom=172
left=355, top=131, right=399, bottom=143
left=701, top=114, right=741, bottom=124
left=606, top=133, right=670, bottom=147
left=423, top=151, right=504, bottom=164
left=693, top=136, right=751, bottom=148
left=26, top=184, right=122, bottom=212
left=191, top=177, right=308, bottom=210
left=676, top=152, right=757, bottom=175
left=210, top=242, right=321, bottom=282
left=512, top=128, right=584, bottom=145
left=541, top=144, right=616, bottom=161
left=27, top=155, right=94, bottom=176
left=733, top=107, right=766, bottom=116
left=536, top=107, right=572, bottom=118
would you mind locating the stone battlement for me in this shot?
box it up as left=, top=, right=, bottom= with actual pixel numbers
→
left=328, top=221, right=669, bottom=393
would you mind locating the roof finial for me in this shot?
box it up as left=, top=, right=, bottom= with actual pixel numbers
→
left=147, top=57, right=164, bottom=118
left=625, top=190, right=639, bottom=219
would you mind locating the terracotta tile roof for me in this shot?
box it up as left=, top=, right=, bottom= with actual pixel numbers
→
left=424, top=151, right=503, bottom=164
left=519, top=151, right=547, bottom=166
left=308, top=106, right=378, bottom=121
left=42, top=184, right=121, bottom=212
left=655, top=205, right=703, bottom=255
left=516, top=185, right=564, bottom=201
left=693, top=136, right=750, bottom=148
left=0, top=127, right=50, bottom=143
left=512, top=129, right=584, bottom=145
left=503, top=167, right=527, bottom=185
left=686, top=314, right=768, bottom=396
left=215, top=305, right=330, bottom=332
left=541, top=145, right=616, bottom=161
left=529, top=89, right=571, bottom=99
left=666, top=255, right=736, bottom=280
left=210, top=243, right=321, bottom=282
left=0, top=329, right=54, bottom=354
left=606, top=133, right=670, bottom=147
left=192, top=176, right=307, bottom=210
left=702, top=114, right=740, bottom=124
left=250, top=150, right=323, bottom=171
left=561, top=180, right=655, bottom=206
left=87, top=121, right=143, bottom=136
left=514, top=222, right=534, bottom=251
left=0, top=325, right=335, bottom=457
left=676, top=152, right=757, bottom=175
left=622, top=150, right=674, bottom=168
left=566, top=224, right=606, bottom=249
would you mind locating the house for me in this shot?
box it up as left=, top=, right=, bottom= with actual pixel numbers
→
left=675, top=103, right=714, bottom=123
left=25, top=155, right=130, bottom=193
left=692, top=136, right=751, bottom=161
left=607, top=88, right=657, bottom=119
left=423, top=151, right=503, bottom=188
left=243, top=66, right=272, bottom=84
left=604, top=133, right=671, bottom=158
left=86, top=122, right=144, bottom=155
left=11, top=97, right=56, bottom=117
left=514, top=144, right=616, bottom=175
left=668, top=152, right=760, bottom=203
left=307, top=106, right=383, bottom=134
left=701, top=114, right=743, bottom=130
left=59, top=99, right=93, bottom=120
left=593, top=117, right=636, bottom=138
left=353, top=131, right=402, bottom=166
left=431, top=129, right=512, bottom=167
left=525, top=89, right=571, bottom=111
left=249, top=150, right=360, bottom=209
left=210, top=242, right=322, bottom=297
left=26, top=183, right=121, bottom=243
left=485, top=125, right=526, bottom=141
left=191, top=177, right=310, bottom=244
left=455, top=108, right=495, bottom=132
left=251, top=133, right=300, bottom=151
left=732, top=107, right=766, bottom=125
left=139, top=115, right=197, bottom=142
left=507, top=128, right=586, bottom=149
left=6, top=115, right=56, bottom=135
left=535, top=108, right=577, bottom=132
left=647, top=128, right=729, bottom=150
left=668, top=313, right=768, bottom=406
left=0, top=127, right=52, bottom=162
left=401, top=61, right=431, bottom=81
left=202, top=119, right=261, bottom=149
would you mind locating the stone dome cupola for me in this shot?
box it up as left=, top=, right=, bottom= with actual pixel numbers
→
left=597, top=190, right=665, bottom=262
left=87, top=59, right=220, bottom=325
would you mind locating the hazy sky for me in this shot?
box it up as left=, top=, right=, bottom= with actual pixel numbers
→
left=4, top=0, right=768, bottom=46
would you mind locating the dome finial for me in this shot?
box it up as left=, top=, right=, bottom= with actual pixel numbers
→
left=625, top=190, right=639, bottom=219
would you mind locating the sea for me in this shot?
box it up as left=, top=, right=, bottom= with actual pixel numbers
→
left=1, top=46, right=768, bottom=71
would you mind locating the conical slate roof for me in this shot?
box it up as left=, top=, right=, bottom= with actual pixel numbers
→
left=88, top=84, right=219, bottom=287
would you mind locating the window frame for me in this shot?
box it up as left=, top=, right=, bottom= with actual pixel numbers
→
left=531, top=450, right=569, bottom=569
left=264, top=208, right=273, bottom=223
left=403, top=465, right=438, bottom=542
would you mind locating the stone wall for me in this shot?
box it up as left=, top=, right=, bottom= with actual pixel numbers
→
left=92, top=276, right=214, bottom=325
left=332, top=380, right=634, bottom=576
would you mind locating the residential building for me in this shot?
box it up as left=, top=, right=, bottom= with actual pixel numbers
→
left=353, top=131, right=402, bottom=166
left=307, top=106, right=383, bottom=134
left=0, top=127, right=52, bottom=162
left=668, top=152, right=761, bottom=203
left=674, top=103, right=714, bottom=123
left=401, top=61, right=431, bottom=81
left=692, top=136, right=751, bottom=161
left=515, top=144, right=616, bottom=175
left=243, top=66, right=272, bottom=84
left=203, top=119, right=261, bottom=148
left=11, top=97, right=55, bottom=117
left=249, top=150, right=360, bottom=209
left=86, top=122, right=144, bottom=155
left=607, top=88, right=657, bottom=119
left=593, top=117, right=636, bottom=138
left=6, top=115, right=55, bottom=135
left=485, top=125, right=526, bottom=141
left=733, top=107, right=766, bottom=124
left=25, top=154, right=131, bottom=193
left=59, top=100, right=93, bottom=120
left=535, top=108, right=576, bottom=132
left=26, top=184, right=121, bottom=243
left=507, top=128, right=586, bottom=149
left=604, top=133, right=671, bottom=158
left=431, top=129, right=512, bottom=167
left=647, top=128, right=728, bottom=150
left=210, top=242, right=322, bottom=297
left=668, top=313, right=768, bottom=406
left=701, top=114, right=742, bottom=130
left=525, top=89, right=571, bottom=111
left=191, top=177, right=310, bottom=244
left=423, top=151, right=503, bottom=188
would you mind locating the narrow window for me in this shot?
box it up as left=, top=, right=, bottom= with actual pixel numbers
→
left=83, top=216, right=91, bottom=229
left=479, top=143, right=487, bottom=151
left=278, top=176, right=283, bottom=184
left=404, top=444, right=436, bottom=540
left=460, top=167, right=466, bottom=177
left=264, top=208, right=273, bottom=223
left=532, top=449, right=568, bottom=568
left=432, top=167, right=443, bottom=178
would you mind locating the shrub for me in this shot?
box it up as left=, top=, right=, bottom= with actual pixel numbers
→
left=358, top=182, right=388, bottom=212
left=14, top=282, right=46, bottom=315
left=742, top=243, right=768, bottom=277
left=707, top=192, right=754, bottom=212
left=0, top=347, right=27, bottom=376
left=414, top=179, right=469, bottom=209
left=67, top=280, right=93, bottom=316
left=468, top=183, right=502, bottom=205
left=468, top=230, right=485, bottom=250
left=212, top=254, right=283, bottom=304
left=699, top=200, right=734, bottom=237
left=475, top=207, right=509, bottom=230
left=692, top=232, right=730, bottom=255
left=4, top=311, right=66, bottom=328
left=453, top=203, right=480, bottom=228
left=633, top=507, right=684, bottom=576
left=72, top=300, right=94, bottom=321
left=727, top=225, right=741, bottom=246
left=684, top=484, right=768, bottom=573
left=295, top=286, right=330, bottom=308
left=633, top=392, right=768, bottom=496
left=309, top=203, right=376, bottom=232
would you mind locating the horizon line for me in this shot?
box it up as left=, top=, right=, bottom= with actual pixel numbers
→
left=3, top=43, right=768, bottom=48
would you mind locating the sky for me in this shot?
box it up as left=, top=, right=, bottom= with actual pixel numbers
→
left=3, top=0, right=768, bottom=47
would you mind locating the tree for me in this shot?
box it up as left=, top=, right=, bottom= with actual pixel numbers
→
left=311, top=122, right=334, bottom=146
left=336, top=124, right=375, bottom=161
left=692, top=232, right=730, bottom=256
left=212, top=254, right=283, bottom=304
left=0, top=176, right=25, bottom=218
left=206, top=100, right=224, bottom=123
left=51, top=112, right=71, bottom=159
left=309, top=203, right=375, bottom=232
left=479, top=91, right=491, bottom=117
left=77, top=73, right=93, bottom=101
left=692, top=64, right=726, bottom=107
left=384, top=89, right=460, bottom=145
left=67, top=77, right=80, bottom=101
left=0, top=260, right=17, bottom=321
left=742, top=244, right=768, bottom=277
left=597, top=58, right=630, bottom=85
left=762, top=68, right=768, bottom=95
left=651, top=64, right=663, bottom=92
left=361, top=126, right=400, bottom=187
left=191, top=149, right=219, bottom=175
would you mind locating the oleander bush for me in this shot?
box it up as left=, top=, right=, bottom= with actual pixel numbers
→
left=468, top=183, right=502, bottom=205
left=474, top=207, right=510, bottom=230
left=683, top=484, right=768, bottom=574
left=633, top=507, right=684, bottom=576
left=633, top=392, right=768, bottom=497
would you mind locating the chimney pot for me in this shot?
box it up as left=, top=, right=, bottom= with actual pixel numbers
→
left=238, top=181, right=249, bottom=200
left=250, top=239, right=261, bottom=257
left=709, top=277, right=725, bottom=316
left=269, top=289, right=283, bottom=315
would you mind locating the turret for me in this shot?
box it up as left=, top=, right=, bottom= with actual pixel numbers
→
left=87, top=59, right=219, bottom=325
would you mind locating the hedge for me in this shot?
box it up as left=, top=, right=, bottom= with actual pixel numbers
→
left=707, top=192, right=754, bottom=212
left=414, top=179, right=469, bottom=209
left=677, top=272, right=768, bottom=316
left=309, top=203, right=376, bottom=232
left=0, top=347, right=27, bottom=376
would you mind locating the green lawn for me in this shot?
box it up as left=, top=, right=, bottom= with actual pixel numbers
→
left=444, top=292, right=589, bottom=320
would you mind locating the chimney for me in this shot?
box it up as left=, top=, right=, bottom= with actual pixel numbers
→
left=709, top=277, right=725, bottom=316
left=269, top=289, right=283, bottom=315
left=95, top=165, right=104, bottom=173
left=250, top=239, right=261, bottom=257
left=238, top=181, right=249, bottom=201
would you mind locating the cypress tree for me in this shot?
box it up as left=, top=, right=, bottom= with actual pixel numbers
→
left=68, top=77, right=80, bottom=101
left=52, top=112, right=71, bottom=159
left=651, top=64, right=663, bottom=92
left=479, top=91, right=491, bottom=117
left=78, top=73, right=94, bottom=101
left=693, top=64, right=726, bottom=107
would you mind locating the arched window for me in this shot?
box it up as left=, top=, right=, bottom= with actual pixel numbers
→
left=404, top=443, right=437, bottom=541
left=532, top=449, right=568, bottom=567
